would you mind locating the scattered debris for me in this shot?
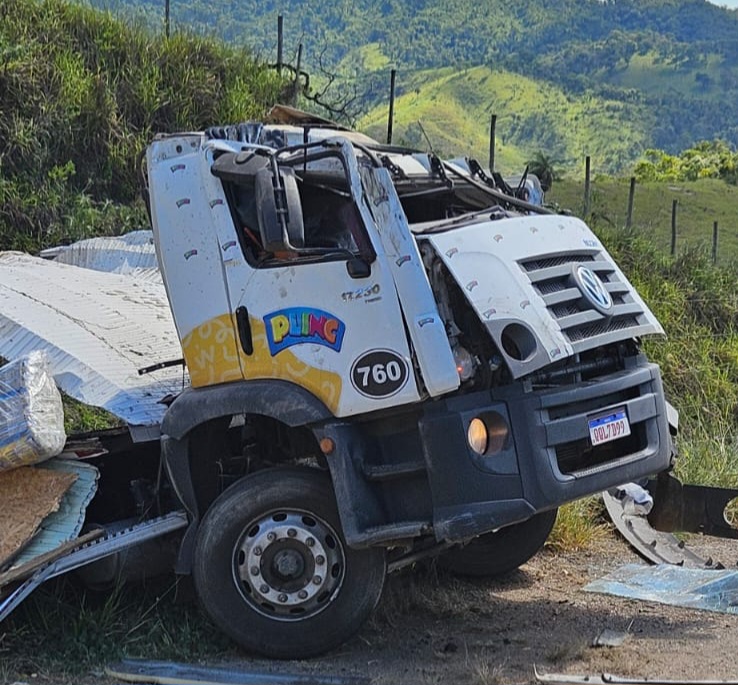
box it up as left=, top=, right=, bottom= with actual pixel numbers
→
left=40, top=229, right=160, bottom=280
left=0, top=512, right=187, bottom=623
left=534, top=668, right=738, bottom=685
left=105, top=658, right=372, bottom=685
left=584, top=563, right=738, bottom=614
left=0, top=351, right=65, bottom=471
left=10, top=459, right=98, bottom=568
left=602, top=489, right=717, bottom=569
left=592, top=628, right=628, bottom=648
left=0, top=465, right=76, bottom=568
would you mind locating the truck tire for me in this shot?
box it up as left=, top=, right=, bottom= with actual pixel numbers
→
left=192, top=466, right=386, bottom=659
left=438, top=509, right=557, bottom=578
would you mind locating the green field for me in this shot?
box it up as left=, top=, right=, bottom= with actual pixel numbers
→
left=548, top=176, right=738, bottom=265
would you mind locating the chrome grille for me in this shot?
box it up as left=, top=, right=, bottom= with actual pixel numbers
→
left=519, top=251, right=646, bottom=350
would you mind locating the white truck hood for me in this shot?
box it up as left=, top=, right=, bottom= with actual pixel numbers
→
left=424, top=214, right=663, bottom=380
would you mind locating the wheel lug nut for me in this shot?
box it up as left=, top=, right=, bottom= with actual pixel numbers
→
left=278, top=593, right=288, bottom=603
left=267, top=532, right=276, bottom=542
left=315, top=555, right=325, bottom=565
left=253, top=546, right=262, bottom=556
left=313, top=575, right=322, bottom=585
left=306, top=537, right=315, bottom=547
left=298, top=590, right=308, bottom=599
left=260, top=584, right=270, bottom=594
left=287, top=528, right=297, bottom=538
left=250, top=566, right=259, bottom=576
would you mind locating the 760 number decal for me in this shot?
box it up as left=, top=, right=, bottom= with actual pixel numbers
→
left=351, top=349, right=409, bottom=399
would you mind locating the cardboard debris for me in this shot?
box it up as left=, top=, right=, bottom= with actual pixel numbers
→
left=0, top=465, right=77, bottom=569
left=11, top=459, right=99, bottom=569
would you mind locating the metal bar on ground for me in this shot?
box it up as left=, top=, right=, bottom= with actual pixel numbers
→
left=0, top=511, right=188, bottom=624
left=106, top=658, right=372, bottom=685
left=535, top=668, right=738, bottom=685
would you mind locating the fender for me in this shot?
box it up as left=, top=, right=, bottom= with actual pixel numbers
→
left=162, top=378, right=332, bottom=439
left=161, top=379, right=332, bottom=574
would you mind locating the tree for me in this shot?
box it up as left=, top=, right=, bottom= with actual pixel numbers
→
left=526, top=151, right=561, bottom=192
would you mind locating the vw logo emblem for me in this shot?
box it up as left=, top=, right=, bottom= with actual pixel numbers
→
left=573, top=265, right=613, bottom=314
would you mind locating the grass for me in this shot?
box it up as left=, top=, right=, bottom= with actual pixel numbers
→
left=62, top=393, right=124, bottom=434
left=0, top=0, right=286, bottom=254
left=548, top=176, right=738, bottom=265
left=548, top=499, right=609, bottom=553
left=1, top=574, right=233, bottom=681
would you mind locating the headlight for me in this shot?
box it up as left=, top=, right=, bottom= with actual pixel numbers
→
left=467, top=412, right=510, bottom=456
left=467, top=418, right=488, bottom=454
left=453, top=344, right=475, bottom=382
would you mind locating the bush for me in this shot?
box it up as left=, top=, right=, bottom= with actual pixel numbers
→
left=0, top=0, right=286, bottom=252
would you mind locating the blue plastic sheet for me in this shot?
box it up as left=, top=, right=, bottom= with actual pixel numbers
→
left=584, top=563, right=738, bottom=614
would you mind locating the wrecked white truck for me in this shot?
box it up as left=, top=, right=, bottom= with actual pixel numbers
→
left=1, top=108, right=734, bottom=659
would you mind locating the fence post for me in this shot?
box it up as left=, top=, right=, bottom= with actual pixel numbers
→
left=670, top=200, right=678, bottom=256
left=489, top=114, right=497, bottom=172
left=712, top=220, right=719, bottom=264
left=292, top=43, right=303, bottom=106
left=277, top=14, right=283, bottom=74
left=625, top=176, right=636, bottom=230
left=387, top=69, right=396, bottom=145
left=583, top=156, right=591, bottom=218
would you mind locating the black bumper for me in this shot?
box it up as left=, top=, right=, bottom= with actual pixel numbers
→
left=420, top=361, right=671, bottom=542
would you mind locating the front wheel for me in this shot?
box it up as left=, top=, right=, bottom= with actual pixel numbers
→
left=438, top=509, right=558, bottom=578
left=193, top=466, right=386, bottom=659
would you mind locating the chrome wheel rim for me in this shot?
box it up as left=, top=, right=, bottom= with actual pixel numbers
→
left=233, top=509, right=345, bottom=621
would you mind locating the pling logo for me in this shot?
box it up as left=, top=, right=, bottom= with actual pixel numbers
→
left=418, top=317, right=435, bottom=328
left=170, top=164, right=186, bottom=173
left=493, top=234, right=503, bottom=242
left=483, top=308, right=496, bottom=319
left=520, top=299, right=531, bottom=309
left=396, top=255, right=411, bottom=267
left=222, top=240, right=237, bottom=251
left=445, top=248, right=459, bottom=258
left=184, top=249, right=198, bottom=260
left=209, top=199, right=225, bottom=208
left=530, top=226, right=539, bottom=233
left=265, top=307, right=346, bottom=356
left=466, top=280, right=478, bottom=292
left=176, top=198, right=191, bottom=208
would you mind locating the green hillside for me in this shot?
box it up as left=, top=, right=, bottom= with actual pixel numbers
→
left=357, top=66, right=653, bottom=174
left=79, top=0, right=738, bottom=170
left=0, top=0, right=285, bottom=252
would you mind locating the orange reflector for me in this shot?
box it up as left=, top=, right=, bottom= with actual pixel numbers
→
left=319, top=437, right=335, bottom=455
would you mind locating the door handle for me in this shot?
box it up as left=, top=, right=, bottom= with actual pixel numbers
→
left=235, top=306, right=253, bottom=355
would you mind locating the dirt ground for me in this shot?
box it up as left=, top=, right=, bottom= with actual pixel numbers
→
left=9, top=532, right=738, bottom=685
left=311, top=533, right=738, bottom=685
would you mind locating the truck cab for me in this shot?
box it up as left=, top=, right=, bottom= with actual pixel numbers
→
left=145, top=112, right=671, bottom=658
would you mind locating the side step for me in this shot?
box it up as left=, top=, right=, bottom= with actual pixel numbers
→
left=0, top=510, right=188, bottom=623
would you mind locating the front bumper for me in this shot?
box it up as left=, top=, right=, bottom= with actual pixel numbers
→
left=419, top=360, right=671, bottom=542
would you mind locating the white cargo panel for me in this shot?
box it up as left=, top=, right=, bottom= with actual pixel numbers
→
left=0, top=253, right=185, bottom=426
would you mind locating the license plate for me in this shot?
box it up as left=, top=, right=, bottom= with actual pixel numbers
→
left=588, top=407, right=631, bottom=446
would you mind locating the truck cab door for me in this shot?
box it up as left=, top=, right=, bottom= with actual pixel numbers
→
left=202, top=140, right=428, bottom=417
